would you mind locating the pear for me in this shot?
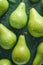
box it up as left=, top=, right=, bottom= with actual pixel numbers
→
left=30, top=0, right=39, bottom=3
left=0, top=59, right=12, bottom=65
left=9, top=2, right=27, bottom=29
left=12, top=35, right=30, bottom=65
left=33, top=42, right=43, bottom=65
left=28, top=8, right=43, bottom=37
left=41, top=0, right=43, bottom=8
left=0, top=24, right=17, bottom=50
left=0, top=0, right=9, bottom=17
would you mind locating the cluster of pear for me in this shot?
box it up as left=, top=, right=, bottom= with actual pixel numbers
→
left=0, top=24, right=31, bottom=65
left=0, top=41, right=43, bottom=65
left=10, top=2, right=43, bottom=38
left=0, top=0, right=43, bottom=65
left=0, top=0, right=43, bottom=17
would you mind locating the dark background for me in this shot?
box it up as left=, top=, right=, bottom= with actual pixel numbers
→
left=0, top=0, right=43, bottom=65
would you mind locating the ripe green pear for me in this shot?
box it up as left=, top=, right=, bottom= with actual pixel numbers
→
left=30, top=0, right=39, bottom=3
left=33, top=42, right=43, bottom=65
left=0, top=59, right=12, bottom=65
left=28, top=8, right=43, bottom=37
left=12, top=35, right=30, bottom=65
left=9, top=2, right=27, bottom=29
left=0, top=24, right=17, bottom=50
left=0, top=0, right=9, bottom=17
left=41, top=0, right=43, bottom=8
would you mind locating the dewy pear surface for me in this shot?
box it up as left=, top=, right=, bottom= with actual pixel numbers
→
left=10, top=2, right=27, bottom=29
left=0, top=24, right=17, bottom=50
left=12, top=35, right=30, bottom=65
left=33, top=42, right=43, bottom=65
left=28, top=8, right=43, bottom=37
left=0, top=0, right=9, bottom=17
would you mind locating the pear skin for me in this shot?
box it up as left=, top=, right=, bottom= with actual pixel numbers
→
left=33, top=42, right=43, bottom=65
left=0, top=59, right=12, bottom=65
left=0, top=24, right=17, bottom=50
left=0, top=0, right=9, bottom=17
left=28, top=8, right=43, bottom=37
left=10, top=2, right=27, bottom=29
left=12, top=35, right=30, bottom=65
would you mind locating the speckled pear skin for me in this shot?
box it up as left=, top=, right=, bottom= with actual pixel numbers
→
left=10, top=2, right=27, bottom=29
left=0, top=0, right=9, bottom=17
left=33, top=42, right=43, bottom=65
left=12, top=35, right=30, bottom=65
left=0, top=24, right=17, bottom=50
left=41, top=0, right=43, bottom=8
left=28, top=8, right=43, bottom=37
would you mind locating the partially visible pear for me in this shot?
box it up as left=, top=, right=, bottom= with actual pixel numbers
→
left=28, top=8, right=43, bottom=37
left=12, top=35, right=30, bottom=65
left=9, top=2, right=27, bottom=29
left=0, top=24, right=17, bottom=50
left=41, top=0, right=43, bottom=9
left=0, top=0, right=9, bottom=17
left=33, top=42, right=43, bottom=65
left=0, top=59, right=12, bottom=65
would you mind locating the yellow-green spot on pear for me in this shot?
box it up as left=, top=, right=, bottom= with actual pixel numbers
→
left=0, top=0, right=9, bottom=17
left=0, top=24, right=17, bottom=50
left=28, top=8, right=43, bottom=37
left=33, top=42, right=43, bottom=65
left=12, top=35, right=30, bottom=65
left=9, top=2, right=27, bottom=29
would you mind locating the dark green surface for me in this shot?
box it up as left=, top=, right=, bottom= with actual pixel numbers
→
left=0, top=0, right=43, bottom=65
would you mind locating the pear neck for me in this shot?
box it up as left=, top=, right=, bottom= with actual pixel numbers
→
left=17, top=35, right=26, bottom=46
left=30, top=8, right=42, bottom=18
left=17, top=2, right=25, bottom=11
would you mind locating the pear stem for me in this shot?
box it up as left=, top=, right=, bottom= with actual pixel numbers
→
left=22, top=32, right=27, bottom=35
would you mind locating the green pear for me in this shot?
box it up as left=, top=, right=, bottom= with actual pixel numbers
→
left=12, top=35, right=30, bottom=65
left=0, top=59, right=12, bottom=65
left=33, top=42, right=43, bottom=65
left=9, top=2, right=27, bottom=29
left=30, top=0, right=39, bottom=3
left=0, top=24, right=17, bottom=50
left=41, top=0, right=43, bottom=8
left=28, top=8, right=43, bottom=37
left=0, top=0, right=9, bottom=17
